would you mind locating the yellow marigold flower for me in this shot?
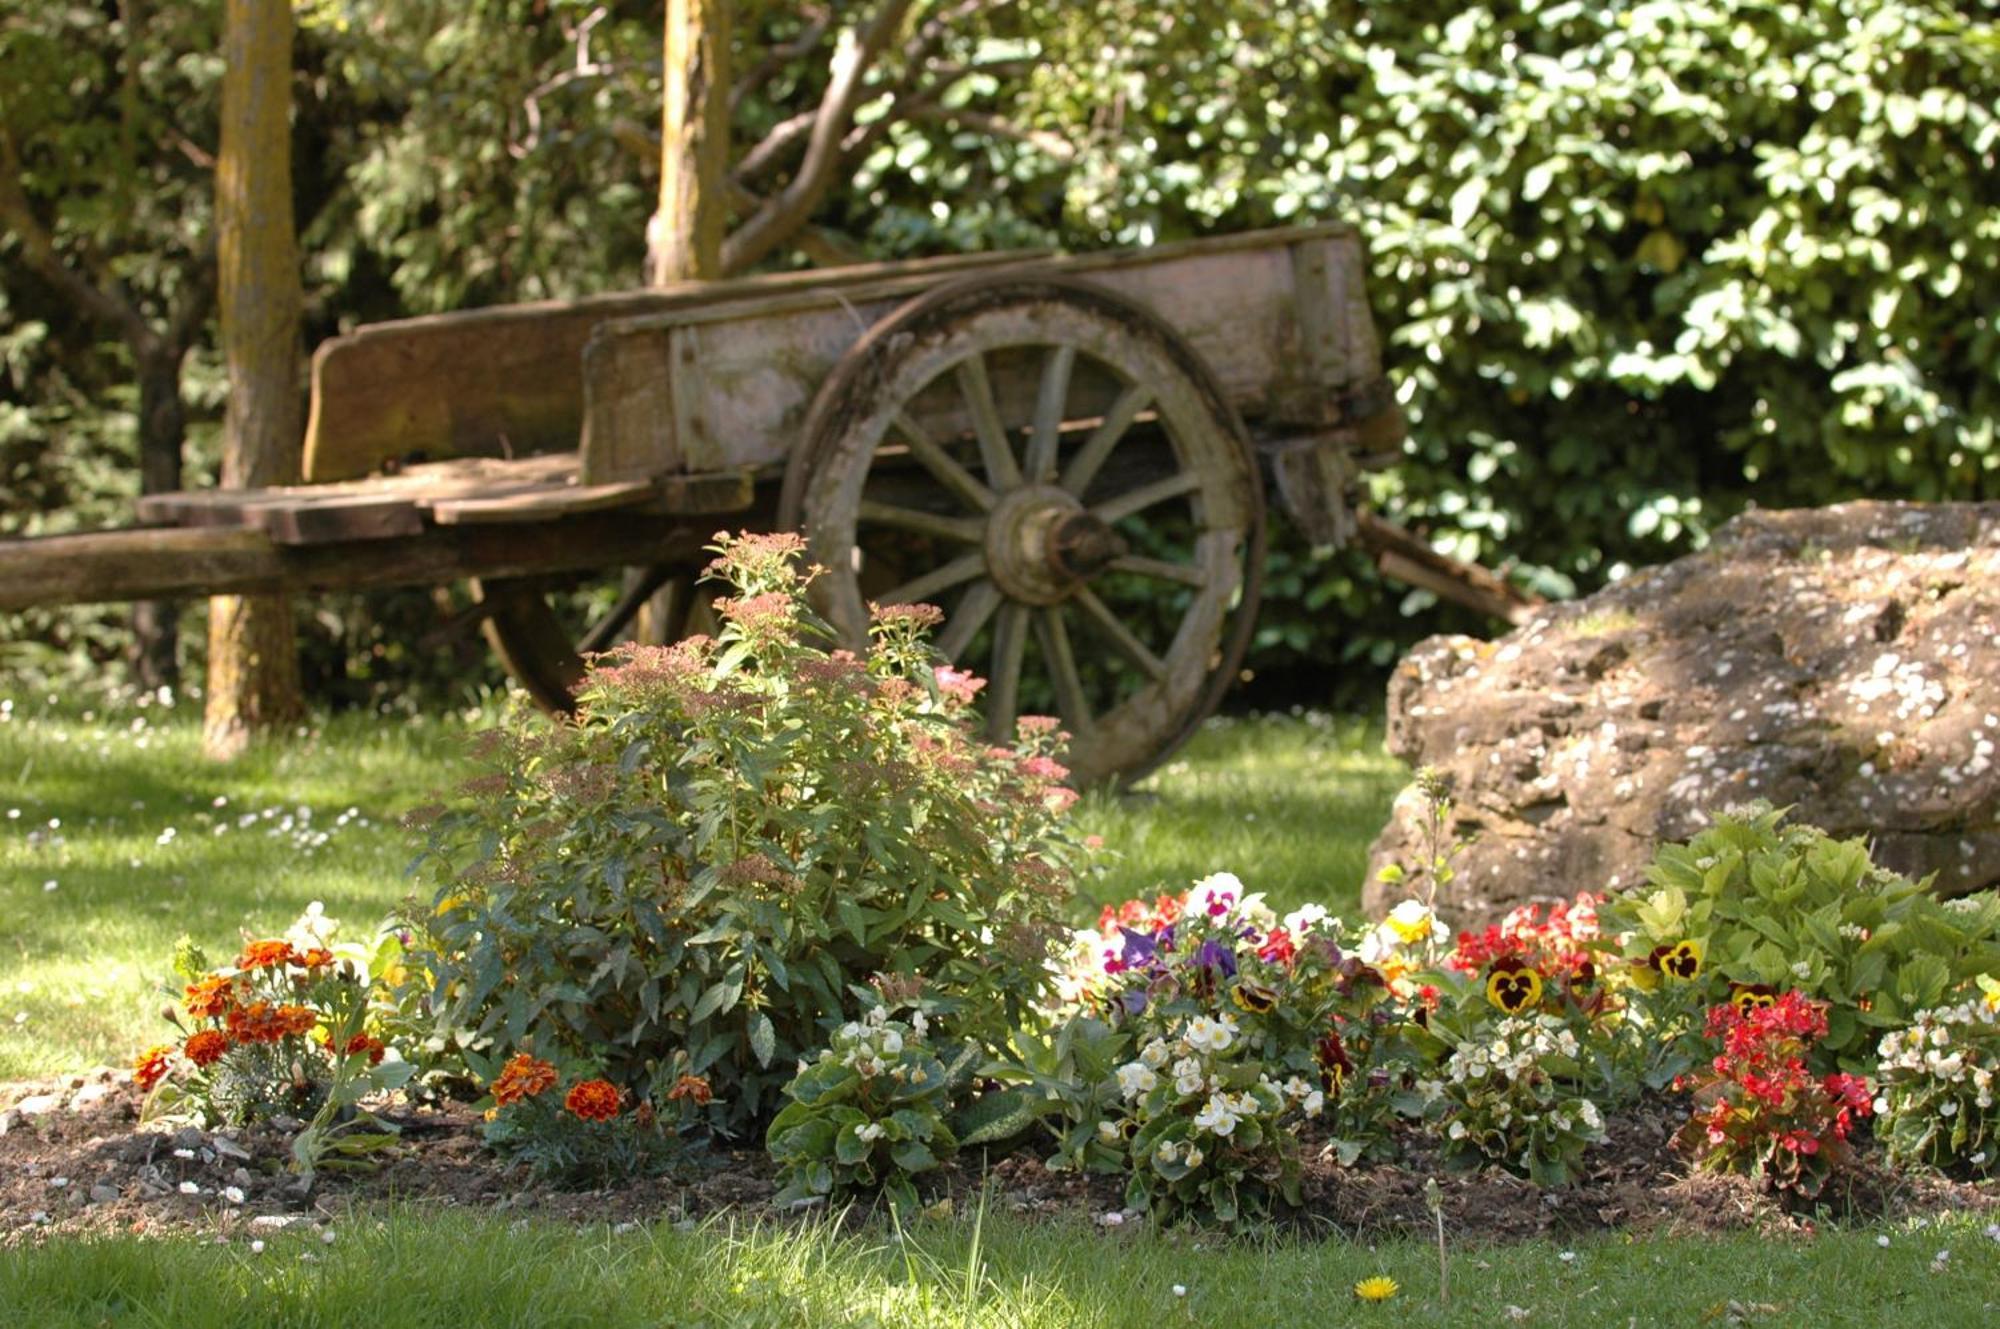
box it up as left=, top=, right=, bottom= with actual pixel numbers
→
left=1354, top=1275, right=1399, bottom=1302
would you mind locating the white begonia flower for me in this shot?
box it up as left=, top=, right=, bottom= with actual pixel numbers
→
left=911, top=1012, right=928, bottom=1039
left=855, top=1122, right=886, bottom=1143
left=1579, top=1100, right=1603, bottom=1130
left=1116, top=1061, right=1159, bottom=1100
left=1175, top=1066, right=1207, bottom=1097
left=1183, top=1145, right=1205, bottom=1169
left=1183, top=1015, right=1235, bottom=1054
left=1097, top=1120, right=1122, bottom=1144
left=1284, top=1076, right=1311, bottom=1100
left=1139, top=1039, right=1170, bottom=1069
left=1447, top=1120, right=1467, bottom=1140
left=877, top=1028, right=904, bottom=1056
left=1155, top=1140, right=1179, bottom=1164
left=1302, top=1089, right=1325, bottom=1118
left=1193, top=1094, right=1241, bottom=1137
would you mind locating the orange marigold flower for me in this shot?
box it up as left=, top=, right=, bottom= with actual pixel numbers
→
left=184, top=975, right=238, bottom=1020
left=490, top=1053, right=559, bottom=1107
left=325, top=1032, right=387, bottom=1065
left=236, top=939, right=299, bottom=970
left=225, top=1000, right=315, bottom=1043
left=666, top=1073, right=713, bottom=1106
left=134, top=1044, right=174, bottom=1092
left=295, top=947, right=336, bottom=970
left=183, top=1030, right=230, bottom=1067
left=564, top=1078, right=622, bottom=1122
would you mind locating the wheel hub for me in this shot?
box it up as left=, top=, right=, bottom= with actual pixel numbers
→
left=982, top=484, right=1126, bottom=605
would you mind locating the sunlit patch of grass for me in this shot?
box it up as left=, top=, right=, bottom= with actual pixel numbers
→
left=2, top=701, right=1403, bottom=1078
left=1074, top=711, right=1405, bottom=921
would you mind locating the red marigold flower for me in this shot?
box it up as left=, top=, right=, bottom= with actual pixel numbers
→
left=665, top=1073, right=713, bottom=1106
left=183, top=1030, right=230, bottom=1067
left=295, top=947, right=337, bottom=970
left=184, top=975, right=238, bottom=1020
left=490, top=1053, right=559, bottom=1107
left=564, top=1078, right=622, bottom=1121
left=235, top=939, right=299, bottom=970
left=134, top=1044, right=174, bottom=1092
left=277, top=1004, right=319, bottom=1038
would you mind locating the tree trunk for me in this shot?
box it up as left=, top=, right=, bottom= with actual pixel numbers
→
left=647, top=0, right=730, bottom=286
left=129, top=342, right=187, bottom=691
left=637, top=0, right=731, bottom=641
left=203, top=0, right=302, bottom=760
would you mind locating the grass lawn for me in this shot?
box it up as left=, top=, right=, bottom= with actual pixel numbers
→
left=5, top=699, right=1996, bottom=1327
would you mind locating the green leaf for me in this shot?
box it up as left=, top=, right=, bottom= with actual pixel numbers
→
left=748, top=1012, right=777, bottom=1068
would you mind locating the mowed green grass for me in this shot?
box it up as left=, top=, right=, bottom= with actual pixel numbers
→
left=0, top=700, right=1400, bottom=1079
left=3, top=1202, right=1995, bottom=1328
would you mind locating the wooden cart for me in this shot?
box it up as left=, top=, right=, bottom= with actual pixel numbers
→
left=0, top=224, right=1528, bottom=783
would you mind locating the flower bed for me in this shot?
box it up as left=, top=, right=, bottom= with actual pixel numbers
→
left=63, top=535, right=2000, bottom=1235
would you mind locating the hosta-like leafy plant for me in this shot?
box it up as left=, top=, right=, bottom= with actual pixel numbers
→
left=1600, top=806, right=2000, bottom=1069
left=410, top=533, right=1082, bottom=1132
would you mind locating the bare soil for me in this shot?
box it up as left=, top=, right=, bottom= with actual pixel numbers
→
left=4, top=1073, right=1993, bottom=1246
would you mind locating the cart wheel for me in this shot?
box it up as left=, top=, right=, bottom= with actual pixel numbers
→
left=470, top=568, right=717, bottom=712
left=778, top=275, right=1265, bottom=786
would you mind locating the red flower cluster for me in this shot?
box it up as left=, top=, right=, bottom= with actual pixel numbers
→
left=1448, top=894, right=1599, bottom=985
left=134, top=1044, right=173, bottom=1093
left=235, top=939, right=299, bottom=970
left=1679, top=991, right=1873, bottom=1195
left=1096, top=892, right=1183, bottom=938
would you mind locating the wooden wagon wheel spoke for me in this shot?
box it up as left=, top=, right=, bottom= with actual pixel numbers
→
left=936, top=579, right=1003, bottom=660
left=782, top=274, right=1265, bottom=785
left=856, top=500, right=986, bottom=544
left=1104, top=553, right=1207, bottom=588
left=1023, top=344, right=1077, bottom=485
left=1092, top=470, right=1202, bottom=525
left=1034, top=605, right=1092, bottom=735
left=576, top=564, right=678, bottom=654
left=1059, top=384, right=1152, bottom=498
left=1069, top=585, right=1169, bottom=682
left=892, top=412, right=995, bottom=513
left=986, top=601, right=1031, bottom=741
left=880, top=550, right=986, bottom=607
left=955, top=353, right=1023, bottom=491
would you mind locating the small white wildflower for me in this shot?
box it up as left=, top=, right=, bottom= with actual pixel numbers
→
left=320, top=1228, right=335, bottom=1245
left=178, top=1181, right=200, bottom=1195
left=1098, top=1210, right=1125, bottom=1228
left=250, top=1240, right=265, bottom=1254
left=223, top=1186, right=246, bottom=1205
left=1878, top=1235, right=1892, bottom=1248
left=1558, top=1250, right=1576, bottom=1263
left=1172, top=1284, right=1187, bottom=1298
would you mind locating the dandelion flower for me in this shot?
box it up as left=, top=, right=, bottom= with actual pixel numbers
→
left=1354, top=1275, right=1399, bottom=1302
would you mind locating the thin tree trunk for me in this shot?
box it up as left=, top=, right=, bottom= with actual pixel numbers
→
left=203, top=0, right=302, bottom=759
left=129, top=343, right=186, bottom=690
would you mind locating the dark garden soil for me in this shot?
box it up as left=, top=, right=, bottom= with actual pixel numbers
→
left=4, top=1072, right=1994, bottom=1248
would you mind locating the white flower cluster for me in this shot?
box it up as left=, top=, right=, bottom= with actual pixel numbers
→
left=1876, top=999, right=1997, bottom=1110
left=1440, top=1015, right=1580, bottom=1087
left=834, top=1006, right=927, bottom=1081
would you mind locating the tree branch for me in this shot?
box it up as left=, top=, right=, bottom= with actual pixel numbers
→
left=729, top=8, right=833, bottom=113
left=720, top=0, right=920, bottom=275
left=0, top=125, right=160, bottom=357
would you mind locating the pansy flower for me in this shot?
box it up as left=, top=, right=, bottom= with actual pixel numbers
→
left=1230, top=980, right=1278, bottom=1015
left=1485, top=959, right=1544, bottom=1014
left=1729, top=982, right=1780, bottom=1015
left=1648, top=939, right=1704, bottom=981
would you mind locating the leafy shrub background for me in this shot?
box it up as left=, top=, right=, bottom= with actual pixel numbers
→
left=4, top=0, right=1995, bottom=707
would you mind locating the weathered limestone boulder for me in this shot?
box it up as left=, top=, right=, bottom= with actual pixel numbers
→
left=1364, top=501, right=2000, bottom=926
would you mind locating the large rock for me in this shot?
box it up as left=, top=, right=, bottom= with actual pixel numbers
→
left=1363, top=501, right=2000, bottom=925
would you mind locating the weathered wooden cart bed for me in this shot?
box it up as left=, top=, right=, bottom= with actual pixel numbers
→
left=0, top=224, right=1530, bottom=782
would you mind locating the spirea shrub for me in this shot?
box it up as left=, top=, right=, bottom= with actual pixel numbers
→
left=411, top=533, right=1081, bottom=1133
left=1872, top=980, right=2000, bottom=1177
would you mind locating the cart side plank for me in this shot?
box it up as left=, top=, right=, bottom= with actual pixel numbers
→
left=578, top=225, right=1374, bottom=485
left=303, top=249, right=1044, bottom=485
left=0, top=515, right=717, bottom=612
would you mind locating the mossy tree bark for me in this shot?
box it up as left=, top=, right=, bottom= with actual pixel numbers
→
left=202, top=0, right=303, bottom=760
left=647, top=0, right=730, bottom=286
